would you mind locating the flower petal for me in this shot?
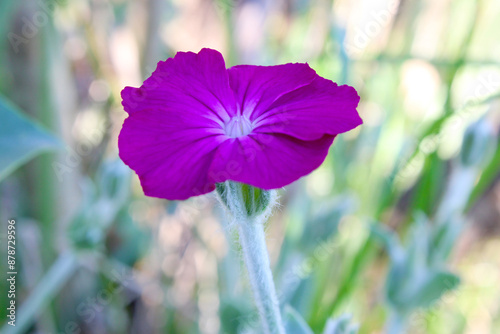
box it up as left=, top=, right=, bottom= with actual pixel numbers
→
left=253, top=77, right=362, bottom=140
left=227, top=63, right=317, bottom=120
left=119, top=49, right=362, bottom=199
left=119, top=48, right=238, bottom=200
left=119, top=110, right=226, bottom=200
left=207, top=132, right=336, bottom=189
left=122, top=48, right=236, bottom=127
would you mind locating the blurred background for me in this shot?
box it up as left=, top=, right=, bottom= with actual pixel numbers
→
left=1, top=0, right=500, bottom=333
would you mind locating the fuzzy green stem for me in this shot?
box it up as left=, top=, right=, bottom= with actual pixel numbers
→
left=238, top=218, right=285, bottom=334
left=216, top=181, right=283, bottom=333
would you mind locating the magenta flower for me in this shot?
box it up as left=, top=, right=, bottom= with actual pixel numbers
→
left=119, top=48, right=362, bottom=200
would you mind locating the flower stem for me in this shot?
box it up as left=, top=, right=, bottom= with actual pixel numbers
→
left=238, top=218, right=285, bottom=334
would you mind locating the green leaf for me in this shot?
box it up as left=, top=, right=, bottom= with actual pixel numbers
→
left=369, top=223, right=404, bottom=264
left=468, top=125, right=500, bottom=208
left=68, top=160, right=131, bottom=249
left=301, top=196, right=356, bottom=250
left=0, top=95, right=61, bottom=181
left=460, top=117, right=496, bottom=167
left=323, top=314, right=359, bottom=334
left=407, top=271, right=460, bottom=309
left=429, top=216, right=465, bottom=266
left=284, top=305, right=313, bottom=334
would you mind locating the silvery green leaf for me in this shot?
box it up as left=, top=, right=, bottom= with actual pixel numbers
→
left=369, top=224, right=405, bottom=265
left=302, top=196, right=356, bottom=248
left=405, top=213, right=431, bottom=278
left=429, top=216, right=465, bottom=266
left=283, top=305, right=313, bottom=334
left=460, top=117, right=496, bottom=167
left=373, top=215, right=461, bottom=313
left=371, top=224, right=408, bottom=307
left=323, top=314, right=359, bottom=334
left=68, top=160, right=131, bottom=249
left=97, top=159, right=131, bottom=204
left=405, top=270, right=460, bottom=309
left=0, top=95, right=61, bottom=181
left=435, top=166, right=478, bottom=223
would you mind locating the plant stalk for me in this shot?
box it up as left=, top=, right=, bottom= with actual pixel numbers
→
left=238, top=218, right=285, bottom=334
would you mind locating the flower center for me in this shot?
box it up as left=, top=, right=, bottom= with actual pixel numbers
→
left=224, top=116, right=253, bottom=138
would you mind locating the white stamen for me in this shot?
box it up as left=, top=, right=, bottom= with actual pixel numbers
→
left=224, top=116, right=253, bottom=138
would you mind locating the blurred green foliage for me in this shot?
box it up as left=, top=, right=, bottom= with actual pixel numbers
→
left=1, top=0, right=500, bottom=333
left=0, top=95, right=61, bottom=181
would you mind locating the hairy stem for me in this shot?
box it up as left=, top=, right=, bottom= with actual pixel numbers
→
left=238, top=218, right=285, bottom=334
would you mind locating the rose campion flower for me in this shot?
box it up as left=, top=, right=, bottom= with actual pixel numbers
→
left=119, top=48, right=362, bottom=200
